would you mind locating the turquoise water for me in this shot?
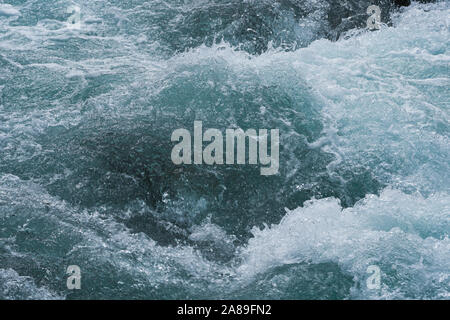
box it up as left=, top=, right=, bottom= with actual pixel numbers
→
left=0, top=0, right=449, bottom=299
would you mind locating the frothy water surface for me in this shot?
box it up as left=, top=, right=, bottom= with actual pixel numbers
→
left=0, top=1, right=448, bottom=299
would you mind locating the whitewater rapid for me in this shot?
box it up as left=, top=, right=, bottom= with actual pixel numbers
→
left=0, top=1, right=448, bottom=299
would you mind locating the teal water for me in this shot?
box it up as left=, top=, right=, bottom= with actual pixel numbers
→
left=0, top=0, right=449, bottom=299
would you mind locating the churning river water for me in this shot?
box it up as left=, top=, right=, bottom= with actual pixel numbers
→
left=0, top=0, right=449, bottom=299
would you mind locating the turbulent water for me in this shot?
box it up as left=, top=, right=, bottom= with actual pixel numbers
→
left=0, top=0, right=449, bottom=299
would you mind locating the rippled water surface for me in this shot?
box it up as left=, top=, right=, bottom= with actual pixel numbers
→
left=0, top=0, right=449, bottom=299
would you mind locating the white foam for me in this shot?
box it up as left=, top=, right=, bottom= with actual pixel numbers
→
left=0, top=268, right=62, bottom=300
left=0, top=4, right=20, bottom=17
left=238, top=188, right=450, bottom=299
